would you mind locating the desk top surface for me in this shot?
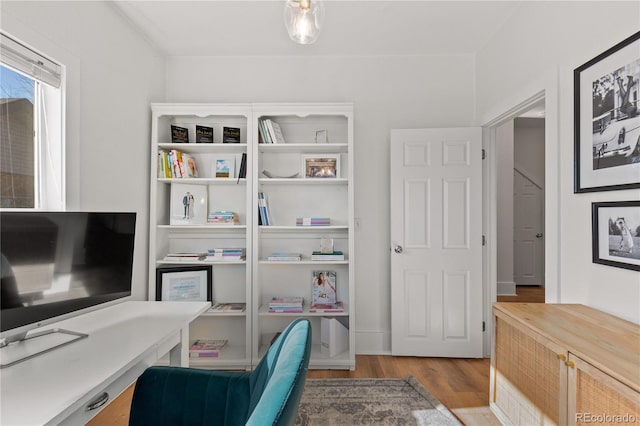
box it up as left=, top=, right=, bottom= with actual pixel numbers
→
left=0, top=300, right=209, bottom=425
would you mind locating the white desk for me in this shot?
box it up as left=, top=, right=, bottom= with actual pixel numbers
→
left=0, top=301, right=209, bottom=425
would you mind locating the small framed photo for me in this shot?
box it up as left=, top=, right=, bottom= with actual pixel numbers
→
left=574, top=31, right=640, bottom=193
left=302, top=154, right=340, bottom=178
left=171, top=125, right=189, bottom=143
left=156, top=265, right=212, bottom=301
left=592, top=201, right=640, bottom=271
left=170, top=183, right=207, bottom=225
left=195, top=125, right=214, bottom=143
left=214, top=155, right=236, bottom=178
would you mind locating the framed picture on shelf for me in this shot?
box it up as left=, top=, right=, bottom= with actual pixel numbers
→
left=302, top=154, right=340, bottom=178
left=195, top=125, right=214, bottom=143
left=223, top=127, right=241, bottom=143
left=311, top=270, right=337, bottom=305
left=171, top=125, right=189, bottom=143
left=156, top=265, right=212, bottom=301
left=574, top=31, right=640, bottom=193
left=170, top=183, right=207, bottom=225
left=214, top=155, right=236, bottom=178
left=592, top=201, right=640, bottom=271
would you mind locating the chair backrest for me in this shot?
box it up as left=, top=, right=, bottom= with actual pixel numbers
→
left=246, top=318, right=311, bottom=426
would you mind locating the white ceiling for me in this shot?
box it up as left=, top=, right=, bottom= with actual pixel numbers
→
left=110, top=1, right=522, bottom=57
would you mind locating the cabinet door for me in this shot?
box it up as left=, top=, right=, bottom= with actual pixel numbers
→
left=492, top=314, right=566, bottom=425
left=567, top=354, right=640, bottom=426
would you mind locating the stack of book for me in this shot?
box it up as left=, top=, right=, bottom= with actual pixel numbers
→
left=311, top=251, right=345, bottom=261
left=296, top=217, right=330, bottom=226
left=206, top=248, right=246, bottom=262
left=268, top=296, right=304, bottom=313
left=257, top=118, right=286, bottom=144
left=309, top=301, right=345, bottom=313
left=158, top=149, right=198, bottom=179
left=163, top=252, right=206, bottom=262
left=208, top=211, right=239, bottom=224
left=208, top=303, right=246, bottom=313
left=267, top=252, right=302, bottom=261
left=189, top=338, right=227, bottom=358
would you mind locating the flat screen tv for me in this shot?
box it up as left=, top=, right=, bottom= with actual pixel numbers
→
left=0, top=211, right=136, bottom=364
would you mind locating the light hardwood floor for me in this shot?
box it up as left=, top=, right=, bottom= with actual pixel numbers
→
left=88, top=286, right=545, bottom=426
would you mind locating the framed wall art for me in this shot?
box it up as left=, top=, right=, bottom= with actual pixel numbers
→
left=156, top=265, right=213, bottom=301
left=170, top=183, right=207, bottom=225
left=301, top=154, right=340, bottom=178
left=592, top=201, right=640, bottom=271
left=574, top=31, right=640, bottom=193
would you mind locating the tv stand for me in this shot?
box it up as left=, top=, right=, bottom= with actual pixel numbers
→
left=1, top=328, right=88, bottom=368
left=0, top=301, right=209, bottom=425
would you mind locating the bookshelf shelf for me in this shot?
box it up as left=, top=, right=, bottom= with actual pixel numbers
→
left=258, top=178, right=347, bottom=185
left=158, top=225, right=247, bottom=230
left=259, top=259, right=349, bottom=265
left=158, top=142, right=248, bottom=153
left=158, top=178, right=247, bottom=185
left=258, top=143, right=348, bottom=154
left=156, top=260, right=247, bottom=266
left=259, top=225, right=348, bottom=233
left=257, top=305, right=349, bottom=317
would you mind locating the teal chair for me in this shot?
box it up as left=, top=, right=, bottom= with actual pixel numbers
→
left=129, top=318, right=311, bottom=426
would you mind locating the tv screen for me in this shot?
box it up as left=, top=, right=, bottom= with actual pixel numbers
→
left=0, top=212, right=136, bottom=337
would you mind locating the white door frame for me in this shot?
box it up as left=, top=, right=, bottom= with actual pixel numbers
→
left=481, top=70, right=561, bottom=356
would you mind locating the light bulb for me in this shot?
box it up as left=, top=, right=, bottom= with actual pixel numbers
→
left=284, top=0, right=324, bottom=45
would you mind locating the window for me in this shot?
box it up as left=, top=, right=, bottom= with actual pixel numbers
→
left=0, top=32, right=64, bottom=209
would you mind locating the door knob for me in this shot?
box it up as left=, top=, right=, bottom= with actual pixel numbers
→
left=394, top=245, right=404, bottom=254
left=536, top=233, right=543, bottom=238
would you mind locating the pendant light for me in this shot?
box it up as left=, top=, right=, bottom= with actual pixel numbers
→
left=284, top=0, right=324, bottom=45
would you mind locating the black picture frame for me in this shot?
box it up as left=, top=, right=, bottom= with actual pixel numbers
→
left=592, top=201, right=640, bottom=271
left=574, top=31, right=640, bottom=193
left=171, top=125, right=189, bottom=144
left=155, top=265, right=212, bottom=301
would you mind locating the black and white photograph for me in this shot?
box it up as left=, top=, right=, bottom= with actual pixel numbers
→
left=170, top=183, right=208, bottom=225
left=592, top=201, right=640, bottom=271
left=575, top=31, right=640, bottom=192
left=156, top=265, right=212, bottom=302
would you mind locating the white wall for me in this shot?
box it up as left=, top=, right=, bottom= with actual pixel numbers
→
left=514, top=117, right=545, bottom=188
left=1, top=1, right=166, bottom=300
left=496, top=120, right=515, bottom=295
left=476, top=1, right=640, bottom=323
left=166, top=55, right=476, bottom=353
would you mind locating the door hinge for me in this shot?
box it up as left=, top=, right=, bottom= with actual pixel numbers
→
left=482, top=321, right=486, bottom=332
left=482, top=149, right=486, bottom=160
left=482, top=235, right=486, bottom=246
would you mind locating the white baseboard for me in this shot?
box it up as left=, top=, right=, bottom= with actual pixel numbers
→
left=355, top=330, right=389, bottom=354
left=497, top=281, right=516, bottom=296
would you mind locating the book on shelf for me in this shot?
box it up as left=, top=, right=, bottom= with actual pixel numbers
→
left=237, top=152, right=247, bottom=184
left=207, top=211, right=239, bottom=224
left=309, top=301, right=344, bottom=313
left=206, top=248, right=246, bottom=262
left=265, top=119, right=286, bottom=144
left=208, top=302, right=246, bottom=313
left=195, top=125, right=214, bottom=143
left=311, top=270, right=337, bottom=307
left=258, top=192, right=272, bottom=225
left=258, top=119, right=271, bottom=144
left=311, top=251, right=345, bottom=261
left=223, top=127, right=241, bottom=143
left=182, top=153, right=198, bottom=178
left=171, top=125, right=189, bottom=143
left=267, top=252, right=302, bottom=261
left=189, top=338, right=227, bottom=358
left=296, top=217, right=331, bottom=226
left=268, top=296, right=304, bottom=313
left=163, top=253, right=207, bottom=262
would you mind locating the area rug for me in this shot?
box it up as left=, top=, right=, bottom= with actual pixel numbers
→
left=295, top=376, right=462, bottom=425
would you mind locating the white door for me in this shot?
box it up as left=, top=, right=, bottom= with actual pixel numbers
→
left=513, top=170, right=545, bottom=286
left=390, top=128, right=483, bottom=357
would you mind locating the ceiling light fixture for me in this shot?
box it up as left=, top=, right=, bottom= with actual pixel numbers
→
left=284, top=0, right=324, bottom=45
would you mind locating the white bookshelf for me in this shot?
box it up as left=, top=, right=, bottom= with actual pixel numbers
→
left=149, top=103, right=253, bottom=370
left=251, top=103, right=355, bottom=370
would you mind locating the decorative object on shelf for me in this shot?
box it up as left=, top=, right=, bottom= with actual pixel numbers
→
left=171, top=125, right=189, bottom=143
left=302, top=154, right=340, bottom=178
left=262, top=170, right=299, bottom=179
left=195, top=125, right=214, bottom=143
left=320, top=236, right=334, bottom=253
left=311, top=270, right=337, bottom=306
left=223, top=126, right=241, bottom=143
left=283, top=0, right=324, bottom=45
left=592, top=200, right=640, bottom=271
left=156, top=265, right=212, bottom=302
left=170, top=183, right=208, bottom=225
left=182, top=153, right=198, bottom=178
left=574, top=31, right=640, bottom=193
left=320, top=317, right=348, bottom=356
left=315, top=129, right=328, bottom=143
left=214, top=155, right=236, bottom=178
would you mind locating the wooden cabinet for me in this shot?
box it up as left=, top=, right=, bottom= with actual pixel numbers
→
left=491, top=303, right=640, bottom=426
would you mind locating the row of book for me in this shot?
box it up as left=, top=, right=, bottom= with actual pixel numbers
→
left=208, top=211, right=239, bottom=224
left=258, top=192, right=273, bottom=225
left=296, top=217, right=330, bottom=226
left=158, top=149, right=198, bottom=179
left=258, top=118, right=286, bottom=144
left=189, top=338, right=227, bottom=358
left=267, top=251, right=345, bottom=261
left=268, top=296, right=303, bottom=313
